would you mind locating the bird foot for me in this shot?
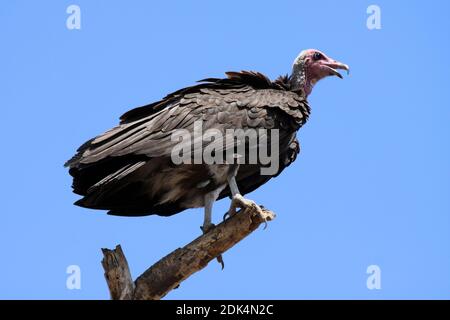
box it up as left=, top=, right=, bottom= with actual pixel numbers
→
left=224, top=194, right=267, bottom=229
left=200, top=222, right=216, bottom=234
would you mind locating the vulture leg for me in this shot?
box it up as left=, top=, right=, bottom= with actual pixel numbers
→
left=201, top=189, right=225, bottom=269
left=201, top=191, right=218, bottom=234
left=228, top=174, right=241, bottom=197
left=224, top=168, right=265, bottom=227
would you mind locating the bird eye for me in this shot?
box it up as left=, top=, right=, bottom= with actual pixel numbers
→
left=313, top=52, right=322, bottom=61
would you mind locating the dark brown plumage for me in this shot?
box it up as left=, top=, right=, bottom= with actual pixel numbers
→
left=66, top=71, right=309, bottom=216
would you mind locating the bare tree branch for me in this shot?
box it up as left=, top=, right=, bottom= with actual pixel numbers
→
left=101, top=205, right=275, bottom=300
left=101, top=245, right=134, bottom=300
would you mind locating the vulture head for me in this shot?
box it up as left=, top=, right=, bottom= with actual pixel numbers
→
left=291, top=49, right=349, bottom=97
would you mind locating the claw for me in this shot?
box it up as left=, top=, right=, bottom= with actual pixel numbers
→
left=216, top=254, right=225, bottom=270
left=262, top=217, right=268, bottom=230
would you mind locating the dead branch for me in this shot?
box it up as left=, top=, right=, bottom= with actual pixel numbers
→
left=101, top=205, right=275, bottom=300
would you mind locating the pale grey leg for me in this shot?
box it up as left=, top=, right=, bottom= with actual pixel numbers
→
left=202, top=189, right=226, bottom=269
left=201, top=191, right=218, bottom=233
left=225, top=167, right=263, bottom=220
left=228, top=175, right=241, bottom=197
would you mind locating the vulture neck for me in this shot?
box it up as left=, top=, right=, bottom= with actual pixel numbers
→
left=290, top=61, right=312, bottom=97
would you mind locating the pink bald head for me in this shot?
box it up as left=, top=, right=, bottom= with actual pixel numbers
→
left=291, top=49, right=349, bottom=96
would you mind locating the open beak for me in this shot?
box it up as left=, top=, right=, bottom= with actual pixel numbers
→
left=323, top=60, right=350, bottom=79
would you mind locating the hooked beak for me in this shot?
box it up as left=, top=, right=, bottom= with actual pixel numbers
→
left=322, top=60, right=350, bottom=79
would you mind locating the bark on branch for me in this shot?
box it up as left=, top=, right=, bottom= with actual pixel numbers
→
left=101, top=205, right=275, bottom=300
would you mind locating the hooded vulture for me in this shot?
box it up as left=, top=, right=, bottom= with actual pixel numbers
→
left=65, top=49, right=349, bottom=232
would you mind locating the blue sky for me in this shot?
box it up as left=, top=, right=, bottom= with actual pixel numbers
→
left=1, top=1, right=449, bottom=299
